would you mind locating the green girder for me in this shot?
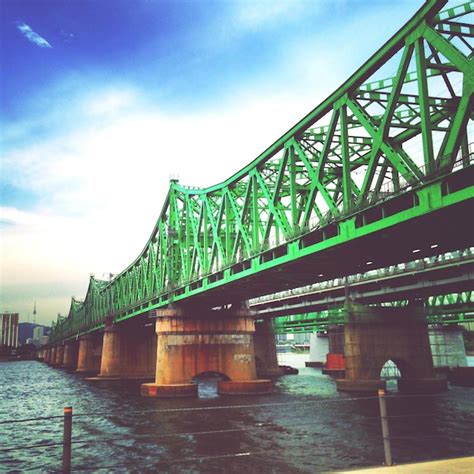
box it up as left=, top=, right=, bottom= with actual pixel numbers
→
left=274, top=290, right=474, bottom=333
left=49, top=0, right=474, bottom=344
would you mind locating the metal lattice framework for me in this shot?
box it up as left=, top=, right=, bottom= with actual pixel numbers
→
left=49, top=0, right=474, bottom=343
left=250, top=248, right=474, bottom=307
left=273, top=291, right=474, bottom=334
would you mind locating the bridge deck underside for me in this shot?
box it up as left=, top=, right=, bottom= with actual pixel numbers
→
left=253, top=262, right=473, bottom=317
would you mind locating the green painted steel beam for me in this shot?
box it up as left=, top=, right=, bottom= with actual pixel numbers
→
left=274, top=290, right=474, bottom=333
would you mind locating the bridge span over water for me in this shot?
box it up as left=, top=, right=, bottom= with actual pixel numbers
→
left=42, top=0, right=474, bottom=396
left=251, top=248, right=474, bottom=323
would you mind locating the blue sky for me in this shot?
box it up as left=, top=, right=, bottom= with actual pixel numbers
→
left=0, top=0, right=423, bottom=324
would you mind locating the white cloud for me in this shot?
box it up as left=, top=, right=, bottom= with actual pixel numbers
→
left=82, top=89, right=139, bottom=116
left=0, top=207, right=44, bottom=226
left=0, top=76, right=330, bottom=258
left=0, top=84, right=318, bottom=324
left=2, top=2, right=420, bottom=324
left=234, top=0, right=304, bottom=29
left=0, top=15, right=363, bottom=323
left=16, top=22, right=52, bottom=48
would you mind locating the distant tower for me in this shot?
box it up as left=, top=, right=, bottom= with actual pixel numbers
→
left=33, top=301, right=37, bottom=323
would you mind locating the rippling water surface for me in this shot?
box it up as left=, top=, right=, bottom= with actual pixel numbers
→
left=1, top=356, right=473, bottom=473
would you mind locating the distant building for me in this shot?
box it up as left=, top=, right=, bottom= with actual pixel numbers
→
left=1, top=313, right=19, bottom=348
left=30, top=326, right=48, bottom=348
left=18, top=323, right=51, bottom=345
left=33, top=326, right=44, bottom=340
left=292, top=333, right=309, bottom=344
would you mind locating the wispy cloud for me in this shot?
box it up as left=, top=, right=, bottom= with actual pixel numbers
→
left=16, top=22, right=52, bottom=48
left=0, top=206, right=42, bottom=226
left=2, top=2, right=419, bottom=323
left=233, top=0, right=306, bottom=30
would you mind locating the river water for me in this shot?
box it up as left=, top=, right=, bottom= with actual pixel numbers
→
left=1, top=355, right=473, bottom=473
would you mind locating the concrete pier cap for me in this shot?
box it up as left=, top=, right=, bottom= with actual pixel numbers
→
left=141, top=304, right=272, bottom=397
left=76, top=333, right=102, bottom=375
left=92, top=314, right=156, bottom=381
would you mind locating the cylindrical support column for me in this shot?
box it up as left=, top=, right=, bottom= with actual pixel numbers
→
left=76, top=335, right=98, bottom=374
left=141, top=307, right=272, bottom=397
left=98, top=325, right=121, bottom=378
left=254, top=319, right=283, bottom=377
left=56, top=345, right=65, bottom=367
left=63, top=341, right=77, bottom=369
left=63, top=343, right=72, bottom=368
left=336, top=303, right=447, bottom=393
left=50, top=346, right=57, bottom=365
left=307, top=332, right=329, bottom=367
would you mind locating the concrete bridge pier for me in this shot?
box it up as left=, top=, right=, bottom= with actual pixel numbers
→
left=254, top=319, right=283, bottom=377
left=76, top=333, right=103, bottom=374
left=48, top=346, right=57, bottom=365
left=97, top=324, right=120, bottom=377
left=63, top=340, right=79, bottom=370
left=141, top=305, right=272, bottom=397
left=53, top=344, right=65, bottom=367
left=94, top=318, right=156, bottom=380
left=306, top=332, right=330, bottom=368
left=50, top=346, right=59, bottom=365
left=322, top=325, right=345, bottom=376
left=47, top=348, right=53, bottom=364
left=336, top=303, right=448, bottom=393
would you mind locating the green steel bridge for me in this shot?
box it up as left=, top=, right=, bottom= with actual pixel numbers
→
left=49, top=0, right=474, bottom=345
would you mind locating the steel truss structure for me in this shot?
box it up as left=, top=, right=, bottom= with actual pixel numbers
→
left=250, top=248, right=474, bottom=315
left=50, top=0, right=474, bottom=343
left=273, top=291, right=474, bottom=334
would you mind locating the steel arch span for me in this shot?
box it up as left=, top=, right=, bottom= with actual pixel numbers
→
left=50, top=0, right=474, bottom=344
